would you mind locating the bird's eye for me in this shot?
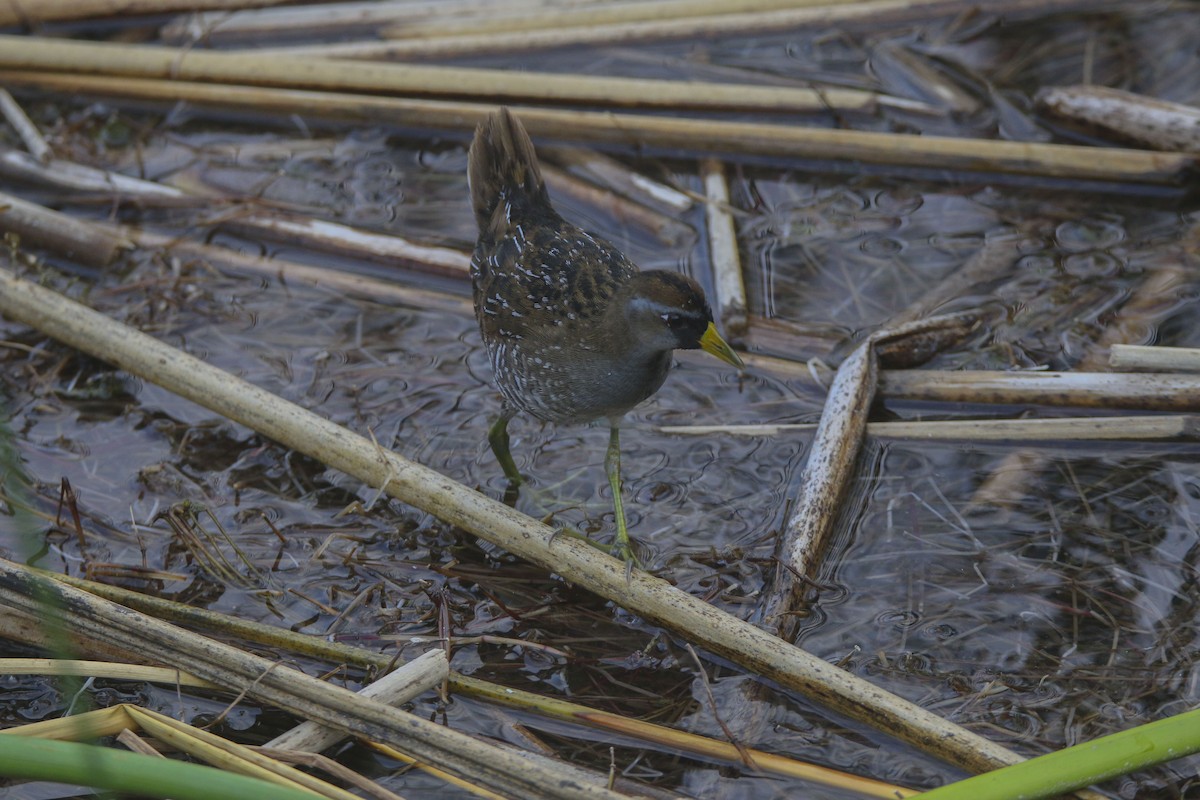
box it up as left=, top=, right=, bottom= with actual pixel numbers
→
left=661, top=312, right=680, bottom=326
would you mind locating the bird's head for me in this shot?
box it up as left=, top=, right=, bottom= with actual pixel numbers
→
left=621, top=271, right=743, bottom=368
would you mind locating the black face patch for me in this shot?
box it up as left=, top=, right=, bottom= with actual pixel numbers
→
left=633, top=270, right=714, bottom=350
left=666, top=310, right=711, bottom=350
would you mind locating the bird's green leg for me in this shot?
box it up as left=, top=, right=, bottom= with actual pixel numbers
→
left=488, top=410, right=523, bottom=486
left=604, top=425, right=636, bottom=563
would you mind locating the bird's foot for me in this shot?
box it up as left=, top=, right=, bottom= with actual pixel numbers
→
left=501, top=476, right=524, bottom=507
left=609, top=534, right=642, bottom=572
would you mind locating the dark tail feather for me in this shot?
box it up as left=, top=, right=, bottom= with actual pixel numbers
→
left=468, top=108, right=549, bottom=233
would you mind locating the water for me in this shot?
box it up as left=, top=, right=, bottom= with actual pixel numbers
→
left=3, top=3, right=1200, bottom=797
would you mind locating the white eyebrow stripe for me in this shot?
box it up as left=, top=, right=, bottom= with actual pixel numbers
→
left=627, top=296, right=703, bottom=319
left=628, top=297, right=678, bottom=315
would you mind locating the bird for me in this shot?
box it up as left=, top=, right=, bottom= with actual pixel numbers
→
left=467, top=107, right=743, bottom=560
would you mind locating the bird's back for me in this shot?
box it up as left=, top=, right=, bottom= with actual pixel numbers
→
left=468, top=110, right=654, bottom=423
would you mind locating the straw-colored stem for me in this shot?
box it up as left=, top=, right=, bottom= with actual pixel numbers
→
left=0, top=657, right=216, bottom=689
left=761, top=314, right=973, bottom=639
left=245, top=0, right=1097, bottom=60
left=656, top=415, right=1200, bottom=441
left=2, top=701, right=363, bottom=800
left=544, top=146, right=694, bottom=213
left=0, top=264, right=1029, bottom=775
left=123, top=705, right=366, bottom=800
left=0, top=189, right=132, bottom=266
left=1109, top=344, right=1200, bottom=372
left=129, top=229, right=475, bottom=315
left=265, top=650, right=449, bottom=754
left=882, top=369, right=1200, bottom=410
left=255, top=748, right=408, bottom=800
left=116, top=729, right=167, bottom=758
left=4, top=72, right=1192, bottom=186
left=701, top=158, right=748, bottom=336
left=0, top=89, right=49, bottom=161
left=161, top=0, right=626, bottom=42
left=0, top=35, right=880, bottom=115
left=0, top=145, right=192, bottom=199
left=162, top=0, right=1075, bottom=47
left=970, top=247, right=1197, bottom=506
left=0, top=0, right=287, bottom=26
left=1037, top=85, right=1200, bottom=152
left=541, top=163, right=693, bottom=247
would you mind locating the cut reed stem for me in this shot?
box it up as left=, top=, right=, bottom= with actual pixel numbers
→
left=656, top=415, right=1200, bottom=441
left=0, top=189, right=132, bottom=266
left=0, top=35, right=882, bottom=115
left=701, top=158, right=749, bottom=336
left=1109, top=344, right=1200, bottom=372
left=3, top=72, right=1192, bottom=186
left=0, top=0, right=288, bottom=27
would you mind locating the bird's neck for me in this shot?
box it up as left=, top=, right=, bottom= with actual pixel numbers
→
left=601, top=299, right=672, bottom=370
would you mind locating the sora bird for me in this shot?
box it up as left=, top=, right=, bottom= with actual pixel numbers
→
left=468, top=108, right=743, bottom=559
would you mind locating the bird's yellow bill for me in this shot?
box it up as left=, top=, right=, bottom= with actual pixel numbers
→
left=699, top=322, right=744, bottom=369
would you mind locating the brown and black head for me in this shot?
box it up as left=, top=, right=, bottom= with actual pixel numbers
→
left=466, top=107, right=742, bottom=425
left=619, top=271, right=744, bottom=367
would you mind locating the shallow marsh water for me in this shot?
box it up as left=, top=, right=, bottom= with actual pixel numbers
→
left=2, top=3, right=1200, bottom=798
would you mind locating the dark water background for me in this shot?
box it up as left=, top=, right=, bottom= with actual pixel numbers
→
left=1, top=3, right=1199, bottom=797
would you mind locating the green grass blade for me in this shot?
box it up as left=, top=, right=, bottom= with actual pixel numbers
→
left=917, top=707, right=1200, bottom=800
left=0, top=736, right=320, bottom=800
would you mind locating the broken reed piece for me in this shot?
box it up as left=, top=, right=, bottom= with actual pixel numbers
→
left=0, top=0, right=286, bottom=26
left=883, top=369, right=1200, bottom=411
left=540, top=163, right=694, bottom=247
left=3, top=70, right=1195, bottom=186
left=215, top=213, right=471, bottom=277
left=543, top=145, right=693, bottom=214
left=969, top=237, right=1199, bottom=508
left=1109, top=344, right=1200, bottom=373
left=1036, top=85, right=1200, bottom=152
left=232, top=0, right=1105, bottom=61
left=0, top=190, right=132, bottom=267
left=0, top=146, right=473, bottom=279
left=759, top=312, right=977, bottom=642
left=0, top=149, right=475, bottom=304
left=0, top=145, right=193, bottom=200
left=37, top=571, right=910, bottom=798
left=265, top=650, right=449, bottom=754
left=701, top=158, right=749, bottom=336
left=656, top=415, right=1200, bottom=442
left=129, top=229, right=476, bottom=316
left=0, top=34, right=882, bottom=116
left=0, top=558, right=622, bottom=800
left=0, top=88, right=50, bottom=162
